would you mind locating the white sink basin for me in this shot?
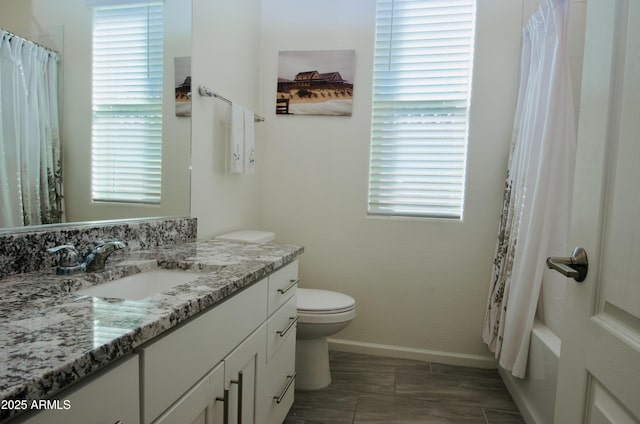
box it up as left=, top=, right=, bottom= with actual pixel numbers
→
left=77, top=270, right=202, bottom=300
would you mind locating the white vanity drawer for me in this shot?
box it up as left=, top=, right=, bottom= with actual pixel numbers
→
left=141, top=279, right=268, bottom=424
left=266, top=295, right=298, bottom=361
left=264, top=328, right=296, bottom=424
left=267, top=260, right=298, bottom=316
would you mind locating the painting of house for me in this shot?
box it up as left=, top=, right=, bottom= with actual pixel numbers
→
left=174, top=56, right=192, bottom=117
left=276, top=50, right=355, bottom=116
left=294, top=71, right=320, bottom=86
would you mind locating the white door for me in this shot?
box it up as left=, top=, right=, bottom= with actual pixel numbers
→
left=554, top=0, right=640, bottom=422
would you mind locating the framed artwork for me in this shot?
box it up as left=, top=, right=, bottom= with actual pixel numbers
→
left=174, top=56, right=191, bottom=117
left=276, top=49, right=355, bottom=116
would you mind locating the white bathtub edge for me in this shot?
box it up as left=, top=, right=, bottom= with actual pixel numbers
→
left=500, top=367, right=541, bottom=424
left=499, top=320, right=560, bottom=424
left=531, top=320, right=561, bottom=358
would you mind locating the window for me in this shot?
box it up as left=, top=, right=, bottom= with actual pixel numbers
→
left=91, top=2, right=163, bottom=204
left=368, top=0, right=476, bottom=219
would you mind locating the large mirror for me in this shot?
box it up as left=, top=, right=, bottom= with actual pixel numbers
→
left=0, top=0, right=192, bottom=230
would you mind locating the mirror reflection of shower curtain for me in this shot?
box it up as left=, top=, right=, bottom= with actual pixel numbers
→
left=482, top=0, right=576, bottom=378
left=0, top=30, right=63, bottom=227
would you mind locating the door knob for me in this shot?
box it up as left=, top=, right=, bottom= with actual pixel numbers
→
left=546, top=247, right=588, bottom=282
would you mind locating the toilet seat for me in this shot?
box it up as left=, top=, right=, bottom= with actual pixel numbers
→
left=297, top=288, right=356, bottom=324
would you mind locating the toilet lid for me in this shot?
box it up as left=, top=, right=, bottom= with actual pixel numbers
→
left=297, top=288, right=355, bottom=314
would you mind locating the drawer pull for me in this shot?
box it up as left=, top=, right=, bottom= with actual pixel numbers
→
left=277, top=278, right=299, bottom=295
left=215, top=389, right=230, bottom=424
left=276, top=316, right=299, bottom=338
left=274, top=372, right=297, bottom=404
left=230, top=372, right=243, bottom=424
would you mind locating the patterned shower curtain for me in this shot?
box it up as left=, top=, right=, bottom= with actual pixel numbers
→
left=482, top=0, right=576, bottom=378
left=0, top=30, right=63, bottom=227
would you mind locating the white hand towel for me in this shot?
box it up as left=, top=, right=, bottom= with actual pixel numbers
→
left=230, top=103, right=244, bottom=174
left=243, top=108, right=255, bottom=174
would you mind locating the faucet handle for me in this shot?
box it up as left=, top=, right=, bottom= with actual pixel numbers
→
left=47, top=245, right=81, bottom=267
left=94, top=238, right=126, bottom=249
left=47, top=245, right=87, bottom=274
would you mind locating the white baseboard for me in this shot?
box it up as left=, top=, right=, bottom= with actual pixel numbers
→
left=327, top=338, right=497, bottom=369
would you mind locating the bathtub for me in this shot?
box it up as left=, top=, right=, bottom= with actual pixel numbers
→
left=499, top=320, right=560, bottom=424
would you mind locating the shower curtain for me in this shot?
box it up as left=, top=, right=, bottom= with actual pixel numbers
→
left=482, top=0, right=575, bottom=378
left=0, top=30, right=63, bottom=227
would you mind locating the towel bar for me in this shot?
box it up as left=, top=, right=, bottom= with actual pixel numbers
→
left=198, top=85, right=265, bottom=122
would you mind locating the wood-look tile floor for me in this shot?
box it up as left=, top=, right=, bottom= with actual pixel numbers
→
left=284, top=351, right=525, bottom=424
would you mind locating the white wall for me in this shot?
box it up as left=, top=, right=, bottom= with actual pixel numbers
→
left=190, top=0, right=264, bottom=239
left=0, top=0, right=192, bottom=223
left=258, top=0, right=524, bottom=365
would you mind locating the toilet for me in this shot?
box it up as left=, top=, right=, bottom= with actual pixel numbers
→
left=295, top=287, right=355, bottom=389
left=215, top=230, right=356, bottom=390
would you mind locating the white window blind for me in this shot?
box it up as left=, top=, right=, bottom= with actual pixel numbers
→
left=91, top=2, right=163, bottom=204
left=368, top=0, right=476, bottom=219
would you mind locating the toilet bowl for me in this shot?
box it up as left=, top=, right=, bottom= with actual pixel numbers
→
left=295, top=288, right=356, bottom=390
left=215, top=230, right=356, bottom=390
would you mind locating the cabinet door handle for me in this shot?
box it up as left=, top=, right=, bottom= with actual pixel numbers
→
left=276, top=316, right=299, bottom=338
left=277, top=278, right=299, bottom=295
left=216, top=388, right=229, bottom=424
left=230, top=371, right=243, bottom=424
left=273, top=372, right=297, bottom=404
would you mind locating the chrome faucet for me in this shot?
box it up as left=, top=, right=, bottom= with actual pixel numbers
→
left=48, top=239, right=126, bottom=275
left=83, top=239, right=127, bottom=272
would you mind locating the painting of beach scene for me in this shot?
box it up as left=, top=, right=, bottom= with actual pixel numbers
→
left=174, top=56, right=191, bottom=117
left=276, top=49, right=355, bottom=116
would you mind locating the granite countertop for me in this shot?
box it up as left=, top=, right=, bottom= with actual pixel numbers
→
left=0, top=239, right=303, bottom=422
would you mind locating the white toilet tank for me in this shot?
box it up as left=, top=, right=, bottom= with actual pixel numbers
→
left=215, top=230, right=275, bottom=243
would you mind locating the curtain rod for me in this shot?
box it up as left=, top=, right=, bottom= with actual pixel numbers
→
left=198, top=85, right=265, bottom=122
left=0, top=28, right=59, bottom=58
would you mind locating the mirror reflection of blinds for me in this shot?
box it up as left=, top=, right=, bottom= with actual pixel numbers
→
left=368, top=0, right=475, bottom=219
left=91, top=2, right=163, bottom=204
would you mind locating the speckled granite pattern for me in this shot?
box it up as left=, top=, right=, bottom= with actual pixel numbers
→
left=0, top=238, right=303, bottom=422
left=0, top=217, right=197, bottom=279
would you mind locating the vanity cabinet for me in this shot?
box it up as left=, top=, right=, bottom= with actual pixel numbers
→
left=142, top=278, right=268, bottom=424
left=20, top=355, right=140, bottom=424
left=144, top=259, right=299, bottom=424
left=261, top=262, right=298, bottom=424
left=263, top=330, right=296, bottom=424
left=222, top=324, right=266, bottom=424
left=152, top=362, right=224, bottom=424
left=14, top=260, right=299, bottom=424
left=151, top=323, right=267, bottom=424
